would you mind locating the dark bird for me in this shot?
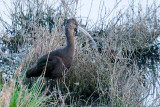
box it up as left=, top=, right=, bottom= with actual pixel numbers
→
left=26, top=19, right=78, bottom=79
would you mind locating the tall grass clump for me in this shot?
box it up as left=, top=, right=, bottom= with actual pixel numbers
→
left=0, top=74, right=50, bottom=107
left=83, top=1, right=160, bottom=106
left=0, top=0, right=160, bottom=106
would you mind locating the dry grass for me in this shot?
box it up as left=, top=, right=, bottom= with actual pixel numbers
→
left=0, top=0, right=160, bottom=106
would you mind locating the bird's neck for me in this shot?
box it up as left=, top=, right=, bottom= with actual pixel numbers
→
left=65, top=27, right=75, bottom=51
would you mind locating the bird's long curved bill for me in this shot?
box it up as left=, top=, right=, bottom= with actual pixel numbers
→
left=78, top=26, right=97, bottom=51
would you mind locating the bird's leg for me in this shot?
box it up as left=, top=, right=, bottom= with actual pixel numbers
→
left=56, top=78, right=65, bottom=105
left=56, top=78, right=61, bottom=94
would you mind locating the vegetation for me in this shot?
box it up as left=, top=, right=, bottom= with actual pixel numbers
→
left=0, top=0, right=160, bottom=106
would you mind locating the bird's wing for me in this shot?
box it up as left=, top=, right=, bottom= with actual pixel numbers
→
left=37, top=54, right=51, bottom=65
left=45, top=56, right=66, bottom=79
left=27, top=55, right=66, bottom=79
left=26, top=54, right=54, bottom=78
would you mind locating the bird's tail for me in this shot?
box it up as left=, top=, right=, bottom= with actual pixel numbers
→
left=26, top=65, right=43, bottom=78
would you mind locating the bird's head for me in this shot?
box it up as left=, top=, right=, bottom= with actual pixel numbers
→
left=66, top=18, right=78, bottom=32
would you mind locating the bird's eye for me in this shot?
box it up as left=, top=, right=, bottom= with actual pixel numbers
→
left=75, top=22, right=78, bottom=26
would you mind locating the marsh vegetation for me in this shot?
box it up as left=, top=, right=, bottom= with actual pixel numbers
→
left=0, top=0, right=160, bottom=106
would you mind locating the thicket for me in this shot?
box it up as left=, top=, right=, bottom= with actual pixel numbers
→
left=0, top=0, right=160, bottom=106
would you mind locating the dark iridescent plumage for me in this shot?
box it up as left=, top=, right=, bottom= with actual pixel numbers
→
left=26, top=19, right=78, bottom=79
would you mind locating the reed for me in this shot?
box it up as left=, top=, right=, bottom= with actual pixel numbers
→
left=0, top=0, right=160, bottom=106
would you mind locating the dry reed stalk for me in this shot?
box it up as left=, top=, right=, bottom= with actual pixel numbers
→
left=0, top=0, right=159, bottom=106
left=0, top=79, right=15, bottom=107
